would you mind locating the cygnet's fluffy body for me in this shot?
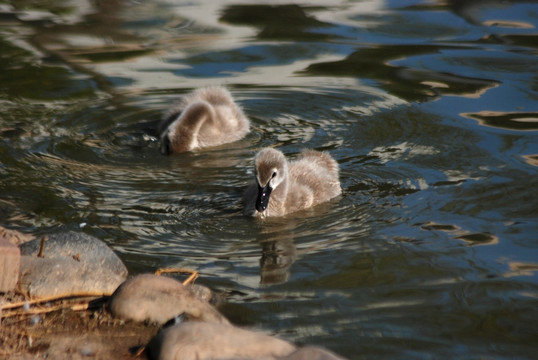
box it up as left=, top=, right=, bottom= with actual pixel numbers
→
left=244, top=148, right=341, bottom=217
left=158, top=86, right=250, bottom=154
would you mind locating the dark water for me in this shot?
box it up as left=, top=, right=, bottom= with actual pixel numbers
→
left=1, top=0, right=537, bottom=358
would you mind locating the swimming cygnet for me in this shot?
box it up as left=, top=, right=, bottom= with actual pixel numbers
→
left=244, top=148, right=341, bottom=217
left=158, top=86, right=250, bottom=154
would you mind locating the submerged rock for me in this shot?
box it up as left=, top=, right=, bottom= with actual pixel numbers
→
left=108, top=274, right=228, bottom=325
left=18, top=231, right=127, bottom=297
left=148, top=321, right=297, bottom=360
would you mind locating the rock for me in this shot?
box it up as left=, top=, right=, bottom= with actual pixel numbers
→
left=280, top=346, right=346, bottom=360
left=148, top=321, right=297, bottom=360
left=18, top=231, right=127, bottom=297
left=108, top=274, right=228, bottom=325
left=0, top=237, right=20, bottom=292
left=186, top=283, right=216, bottom=304
left=0, top=225, right=35, bottom=246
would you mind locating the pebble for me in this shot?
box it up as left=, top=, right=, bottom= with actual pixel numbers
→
left=108, top=274, right=229, bottom=325
left=78, top=344, right=95, bottom=357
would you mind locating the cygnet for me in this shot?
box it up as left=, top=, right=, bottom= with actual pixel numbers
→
left=158, top=86, right=250, bottom=154
left=244, top=147, right=341, bottom=217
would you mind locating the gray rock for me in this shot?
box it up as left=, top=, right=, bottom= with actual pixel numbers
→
left=280, top=346, right=346, bottom=360
left=108, top=274, right=228, bottom=325
left=148, top=321, right=297, bottom=360
left=186, top=283, right=216, bottom=304
left=18, top=231, right=127, bottom=297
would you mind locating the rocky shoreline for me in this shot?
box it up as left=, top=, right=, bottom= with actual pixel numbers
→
left=1, top=226, right=346, bottom=360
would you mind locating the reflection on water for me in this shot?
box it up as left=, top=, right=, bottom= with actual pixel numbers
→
left=304, top=45, right=501, bottom=102
left=522, top=154, right=538, bottom=166
left=461, top=110, right=538, bottom=131
left=457, top=232, right=499, bottom=246
left=256, top=219, right=299, bottom=285
left=1, top=0, right=538, bottom=358
left=220, top=4, right=335, bottom=41
left=260, top=238, right=297, bottom=285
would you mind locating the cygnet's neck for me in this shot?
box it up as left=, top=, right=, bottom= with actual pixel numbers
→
left=174, top=101, right=214, bottom=150
left=182, top=101, right=214, bottom=129
left=268, top=171, right=289, bottom=213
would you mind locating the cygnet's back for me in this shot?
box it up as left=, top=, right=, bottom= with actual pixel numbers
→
left=244, top=148, right=341, bottom=217
left=158, top=86, right=250, bottom=154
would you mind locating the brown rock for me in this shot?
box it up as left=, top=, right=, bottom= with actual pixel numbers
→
left=108, top=274, right=228, bottom=325
left=0, top=237, right=20, bottom=292
left=148, top=321, right=297, bottom=360
left=0, top=225, right=35, bottom=246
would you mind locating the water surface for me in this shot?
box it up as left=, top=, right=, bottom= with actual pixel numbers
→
left=1, top=0, right=537, bottom=359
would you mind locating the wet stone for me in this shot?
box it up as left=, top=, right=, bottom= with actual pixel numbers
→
left=148, top=321, right=297, bottom=360
left=108, top=274, right=228, bottom=325
left=18, top=231, right=127, bottom=297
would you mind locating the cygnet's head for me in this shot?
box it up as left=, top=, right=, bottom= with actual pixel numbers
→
left=158, top=101, right=211, bottom=154
left=159, top=132, right=172, bottom=155
left=254, top=148, right=288, bottom=212
left=159, top=126, right=191, bottom=155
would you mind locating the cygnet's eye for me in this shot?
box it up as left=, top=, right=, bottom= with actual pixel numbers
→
left=271, top=171, right=277, bottom=178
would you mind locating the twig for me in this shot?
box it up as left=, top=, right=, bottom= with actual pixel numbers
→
left=37, top=236, right=46, bottom=258
left=2, top=301, right=91, bottom=318
left=71, top=303, right=90, bottom=311
left=135, top=346, right=146, bottom=357
left=1, top=291, right=112, bottom=311
left=154, top=267, right=199, bottom=285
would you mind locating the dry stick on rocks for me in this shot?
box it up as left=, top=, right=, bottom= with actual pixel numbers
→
left=1, top=291, right=113, bottom=311
left=2, top=300, right=92, bottom=318
left=154, top=267, right=199, bottom=285
left=0, top=291, right=113, bottom=319
left=37, top=236, right=46, bottom=258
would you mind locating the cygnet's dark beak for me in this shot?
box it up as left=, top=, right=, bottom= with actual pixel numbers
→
left=256, top=183, right=272, bottom=212
left=159, top=134, right=172, bottom=155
